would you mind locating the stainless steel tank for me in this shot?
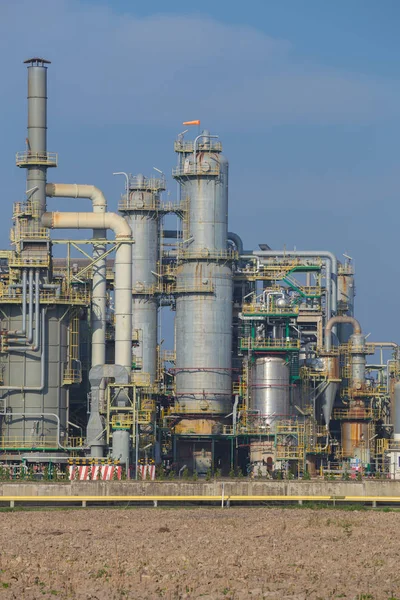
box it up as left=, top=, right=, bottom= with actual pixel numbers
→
left=173, top=135, right=233, bottom=415
left=249, top=357, right=290, bottom=429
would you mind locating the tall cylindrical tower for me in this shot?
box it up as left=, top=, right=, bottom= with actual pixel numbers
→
left=119, top=175, right=165, bottom=383
left=173, top=132, right=233, bottom=418
left=0, top=60, right=71, bottom=457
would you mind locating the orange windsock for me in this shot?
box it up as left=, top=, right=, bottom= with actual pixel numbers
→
left=183, top=120, right=200, bottom=126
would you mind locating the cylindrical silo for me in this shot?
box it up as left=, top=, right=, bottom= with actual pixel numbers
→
left=119, top=175, right=165, bottom=383
left=249, top=357, right=290, bottom=430
left=173, top=133, right=233, bottom=416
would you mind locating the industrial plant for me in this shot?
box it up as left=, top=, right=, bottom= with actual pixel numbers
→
left=1, top=58, right=399, bottom=480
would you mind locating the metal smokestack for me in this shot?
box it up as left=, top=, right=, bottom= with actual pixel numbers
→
left=17, top=58, right=56, bottom=217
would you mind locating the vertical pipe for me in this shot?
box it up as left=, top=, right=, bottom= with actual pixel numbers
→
left=25, top=58, right=50, bottom=217
left=28, top=268, right=34, bottom=343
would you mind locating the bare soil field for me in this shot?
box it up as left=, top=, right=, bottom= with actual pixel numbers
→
left=0, top=506, right=399, bottom=600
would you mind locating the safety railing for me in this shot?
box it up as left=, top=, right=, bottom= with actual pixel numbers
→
left=16, top=151, right=58, bottom=167
left=118, top=198, right=161, bottom=212
left=240, top=337, right=301, bottom=350
left=179, top=248, right=238, bottom=261
left=333, top=408, right=380, bottom=420
left=131, top=372, right=151, bottom=387
left=131, top=357, right=143, bottom=370
left=338, top=263, right=354, bottom=275
left=111, top=414, right=133, bottom=429
left=169, top=280, right=215, bottom=294
left=300, top=367, right=329, bottom=380
left=7, top=255, right=50, bottom=268
left=242, top=303, right=298, bottom=315
left=0, top=437, right=59, bottom=450
left=132, top=283, right=160, bottom=295
left=138, top=410, right=153, bottom=424
left=67, top=437, right=86, bottom=448
left=172, top=163, right=220, bottom=178
left=162, top=350, right=176, bottom=363
left=174, top=140, right=223, bottom=153
left=128, top=175, right=166, bottom=191
left=63, top=368, right=82, bottom=385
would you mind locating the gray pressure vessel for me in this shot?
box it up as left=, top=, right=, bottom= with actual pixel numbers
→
left=174, top=138, right=233, bottom=415
left=249, top=357, right=290, bottom=431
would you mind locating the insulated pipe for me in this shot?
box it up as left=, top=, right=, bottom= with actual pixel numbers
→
left=46, top=183, right=107, bottom=367
left=7, top=270, right=41, bottom=352
left=28, top=268, right=34, bottom=343
left=227, top=232, right=243, bottom=255
left=0, top=308, right=46, bottom=390
left=41, top=211, right=132, bottom=371
left=245, top=250, right=337, bottom=321
left=325, top=316, right=361, bottom=352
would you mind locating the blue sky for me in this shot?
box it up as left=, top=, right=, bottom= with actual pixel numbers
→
left=1, top=0, right=400, bottom=342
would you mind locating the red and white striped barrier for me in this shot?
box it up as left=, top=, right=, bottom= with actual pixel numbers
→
left=138, top=465, right=156, bottom=480
left=68, top=465, right=122, bottom=481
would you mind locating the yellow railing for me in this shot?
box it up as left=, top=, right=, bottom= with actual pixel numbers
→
left=16, top=151, right=58, bottom=167
left=67, top=437, right=85, bottom=448
left=138, top=410, right=153, bottom=424
left=111, top=414, right=133, bottom=428
left=240, top=337, right=301, bottom=350
left=131, top=372, right=150, bottom=387
left=162, top=350, right=176, bottom=363
left=179, top=248, right=237, bottom=261
left=333, top=408, right=380, bottom=420
left=169, top=281, right=215, bottom=294
left=63, top=368, right=82, bottom=385
left=0, top=437, right=59, bottom=449
left=242, top=303, right=299, bottom=315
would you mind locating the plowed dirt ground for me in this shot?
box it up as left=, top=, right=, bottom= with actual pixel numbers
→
left=0, top=506, right=399, bottom=599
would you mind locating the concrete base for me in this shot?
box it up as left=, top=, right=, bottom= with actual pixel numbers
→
left=1, top=480, right=400, bottom=498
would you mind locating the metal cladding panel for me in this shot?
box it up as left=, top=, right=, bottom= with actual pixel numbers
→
left=250, top=357, right=290, bottom=429
left=175, top=263, right=233, bottom=414
left=0, top=306, right=69, bottom=445
left=181, top=155, right=228, bottom=252
left=132, top=298, right=158, bottom=382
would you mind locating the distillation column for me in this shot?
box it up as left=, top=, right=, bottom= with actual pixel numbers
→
left=172, top=132, right=233, bottom=468
left=119, top=175, right=165, bottom=383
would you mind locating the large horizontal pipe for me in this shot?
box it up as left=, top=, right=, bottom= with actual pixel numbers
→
left=42, top=211, right=132, bottom=371
left=325, top=316, right=361, bottom=352
left=47, top=183, right=107, bottom=367
left=46, top=183, right=106, bottom=208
